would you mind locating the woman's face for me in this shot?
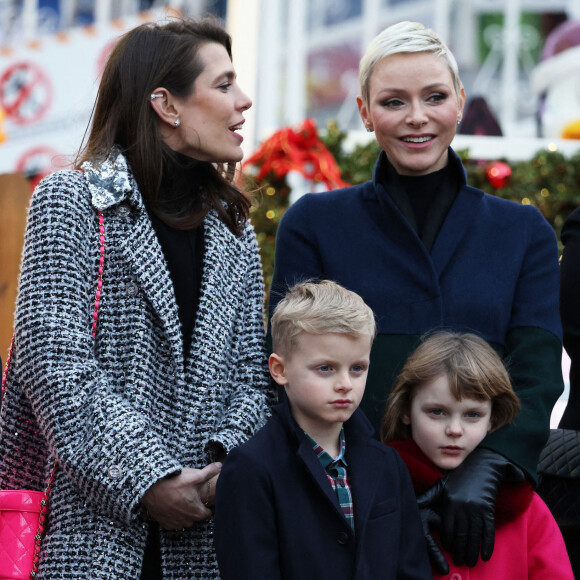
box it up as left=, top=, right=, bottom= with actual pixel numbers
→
left=165, top=42, right=252, bottom=163
left=358, top=52, right=465, bottom=176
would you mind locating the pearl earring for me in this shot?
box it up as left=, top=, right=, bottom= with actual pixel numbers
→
left=174, top=119, right=180, bottom=128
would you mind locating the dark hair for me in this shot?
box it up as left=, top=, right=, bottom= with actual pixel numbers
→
left=75, top=17, right=250, bottom=235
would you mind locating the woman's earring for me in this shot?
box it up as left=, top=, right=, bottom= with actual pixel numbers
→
left=366, top=126, right=373, bottom=133
left=174, top=119, right=181, bottom=128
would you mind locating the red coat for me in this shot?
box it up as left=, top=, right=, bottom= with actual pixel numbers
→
left=390, top=440, right=574, bottom=580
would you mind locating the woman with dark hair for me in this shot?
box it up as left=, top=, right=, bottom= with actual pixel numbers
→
left=0, top=18, right=272, bottom=578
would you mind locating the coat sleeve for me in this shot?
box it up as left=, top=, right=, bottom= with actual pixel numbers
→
left=208, top=223, right=274, bottom=455
left=483, top=207, right=564, bottom=481
left=13, top=172, right=182, bottom=525
left=214, top=444, right=282, bottom=580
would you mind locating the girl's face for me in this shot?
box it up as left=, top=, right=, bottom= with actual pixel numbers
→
left=357, top=52, right=465, bottom=176
left=403, top=374, right=492, bottom=471
left=165, top=42, right=252, bottom=163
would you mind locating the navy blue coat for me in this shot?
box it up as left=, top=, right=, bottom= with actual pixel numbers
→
left=270, top=149, right=563, bottom=481
left=214, top=401, right=431, bottom=580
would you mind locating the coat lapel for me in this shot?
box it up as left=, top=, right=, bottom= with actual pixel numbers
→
left=296, top=438, right=347, bottom=521
left=187, top=211, right=246, bottom=373
left=274, top=401, right=347, bottom=521
left=118, top=206, right=184, bottom=370
left=344, top=411, right=380, bottom=529
left=85, top=151, right=184, bottom=371
left=430, top=185, right=482, bottom=276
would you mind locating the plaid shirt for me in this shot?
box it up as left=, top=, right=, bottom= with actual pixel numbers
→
left=307, top=428, right=354, bottom=532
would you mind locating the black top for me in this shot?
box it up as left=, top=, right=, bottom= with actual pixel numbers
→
left=379, top=158, right=458, bottom=252
left=399, top=167, right=447, bottom=238
left=559, top=206, right=580, bottom=429
left=146, top=154, right=206, bottom=359
left=148, top=212, right=204, bottom=358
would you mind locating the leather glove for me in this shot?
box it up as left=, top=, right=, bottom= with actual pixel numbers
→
left=417, top=482, right=449, bottom=575
left=438, top=447, right=525, bottom=567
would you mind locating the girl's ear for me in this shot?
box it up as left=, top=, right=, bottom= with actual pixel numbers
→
left=269, top=353, right=289, bottom=386
left=402, top=413, right=411, bottom=425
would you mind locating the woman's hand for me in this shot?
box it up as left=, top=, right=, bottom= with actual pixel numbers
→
left=416, top=482, right=449, bottom=575
left=199, top=472, right=220, bottom=508
left=141, top=463, right=222, bottom=530
left=438, top=448, right=524, bottom=566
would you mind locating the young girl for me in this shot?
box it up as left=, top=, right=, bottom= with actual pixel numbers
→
left=382, top=331, right=573, bottom=579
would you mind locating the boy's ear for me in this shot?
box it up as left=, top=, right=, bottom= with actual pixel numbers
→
left=269, top=353, right=289, bottom=386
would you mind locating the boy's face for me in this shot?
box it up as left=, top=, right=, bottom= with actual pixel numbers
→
left=402, top=374, right=492, bottom=471
left=269, top=332, right=371, bottom=439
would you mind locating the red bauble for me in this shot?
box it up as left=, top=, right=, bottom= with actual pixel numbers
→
left=486, top=161, right=512, bottom=188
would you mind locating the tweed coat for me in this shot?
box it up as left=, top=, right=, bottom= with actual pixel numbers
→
left=270, top=148, right=563, bottom=481
left=0, top=151, right=272, bottom=578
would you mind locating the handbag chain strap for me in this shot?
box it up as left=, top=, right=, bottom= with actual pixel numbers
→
left=1, top=209, right=105, bottom=579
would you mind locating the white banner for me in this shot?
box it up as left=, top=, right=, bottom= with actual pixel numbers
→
left=0, top=8, right=170, bottom=178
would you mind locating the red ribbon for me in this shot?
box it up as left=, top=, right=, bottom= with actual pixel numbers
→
left=243, top=118, right=349, bottom=190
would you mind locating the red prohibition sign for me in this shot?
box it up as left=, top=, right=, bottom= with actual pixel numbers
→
left=0, top=61, right=53, bottom=126
left=16, top=145, right=60, bottom=191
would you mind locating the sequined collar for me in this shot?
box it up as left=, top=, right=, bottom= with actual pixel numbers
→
left=82, top=149, right=134, bottom=211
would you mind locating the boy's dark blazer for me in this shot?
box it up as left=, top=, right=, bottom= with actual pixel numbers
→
left=214, top=397, right=431, bottom=580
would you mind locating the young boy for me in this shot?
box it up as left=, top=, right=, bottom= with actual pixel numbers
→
left=214, top=280, right=431, bottom=580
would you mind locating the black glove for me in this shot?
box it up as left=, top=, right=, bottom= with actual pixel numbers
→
left=438, top=447, right=525, bottom=567
left=417, top=482, right=449, bottom=575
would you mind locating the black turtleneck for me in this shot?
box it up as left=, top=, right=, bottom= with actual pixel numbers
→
left=398, top=167, right=446, bottom=238
left=146, top=154, right=205, bottom=360
left=379, top=155, right=459, bottom=252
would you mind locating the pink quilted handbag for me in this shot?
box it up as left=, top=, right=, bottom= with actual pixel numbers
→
left=0, top=490, right=46, bottom=579
left=0, top=210, right=105, bottom=579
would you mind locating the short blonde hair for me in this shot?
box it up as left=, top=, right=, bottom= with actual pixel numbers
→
left=381, top=331, right=520, bottom=443
left=271, top=280, right=376, bottom=358
left=359, top=20, right=463, bottom=107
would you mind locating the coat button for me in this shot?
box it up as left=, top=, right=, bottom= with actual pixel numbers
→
left=117, top=203, right=130, bottom=217
left=108, top=465, right=122, bottom=479
left=449, top=574, right=462, bottom=580
left=126, top=282, right=139, bottom=297
left=336, top=531, right=349, bottom=545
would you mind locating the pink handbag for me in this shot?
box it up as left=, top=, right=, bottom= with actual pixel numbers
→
left=0, top=487, right=52, bottom=580
left=0, top=210, right=105, bottom=579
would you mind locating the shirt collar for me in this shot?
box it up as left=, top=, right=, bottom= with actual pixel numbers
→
left=307, top=428, right=347, bottom=469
